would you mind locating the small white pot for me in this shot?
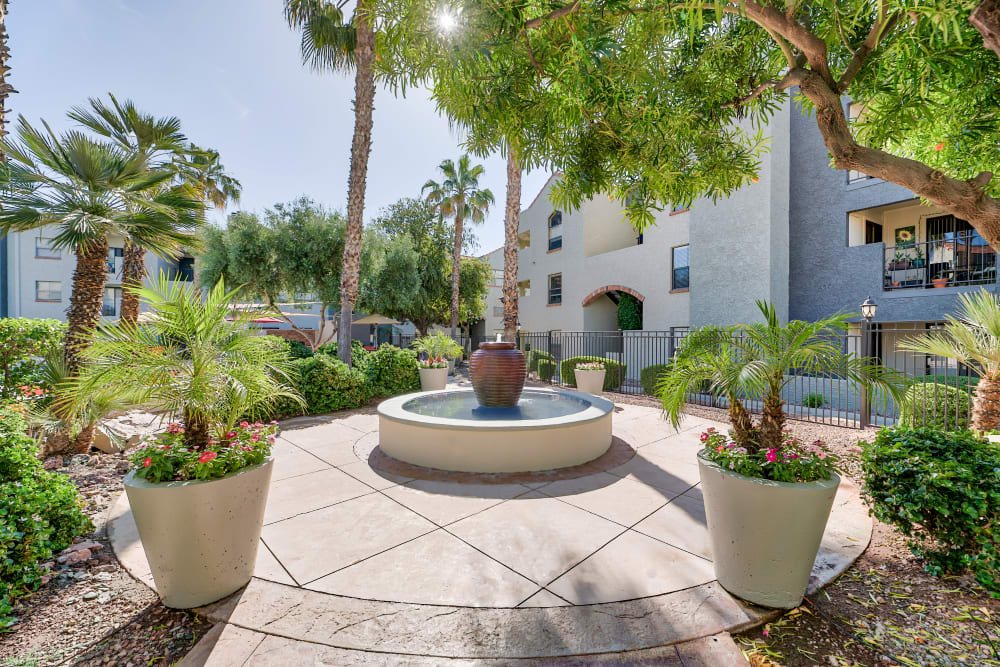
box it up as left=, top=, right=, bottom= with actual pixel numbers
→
left=447, top=358, right=456, bottom=376
left=124, top=457, right=273, bottom=608
left=574, top=369, right=606, bottom=395
left=419, top=366, right=449, bottom=391
left=697, top=450, right=838, bottom=609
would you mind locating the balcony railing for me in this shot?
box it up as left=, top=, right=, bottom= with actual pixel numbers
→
left=883, top=234, right=996, bottom=291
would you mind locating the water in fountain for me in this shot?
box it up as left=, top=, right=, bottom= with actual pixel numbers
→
left=403, top=389, right=590, bottom=421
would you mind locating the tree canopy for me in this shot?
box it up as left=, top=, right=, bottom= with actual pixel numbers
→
left=375, top=1, right=1000, bottom=242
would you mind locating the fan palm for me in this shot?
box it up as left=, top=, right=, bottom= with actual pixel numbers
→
left=900, top=289, right=1000, bottom=432
left=0, top=116, right=202, bottom=375
left=502, top=146, right=522, bottom=342
left=423, top=155, right=495, bottom=338
left=659, top=301, right=904, bottom=452
left=70, top=275, right=302, bottom=448
left=286, top=0, right=373, bottom=367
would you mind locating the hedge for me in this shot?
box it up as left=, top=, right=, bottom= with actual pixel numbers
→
left=358, top=344, right=420, bottom=398
left=537, top=358, right=557, bottom=382
left=640, top=364, right=670, bottom=395
left=526, top=349, right=554, bottom=374
left=316, top=340, right=368, bottom=362
left=559, top=356, right=626, bottom=390
left=898, top=381, right=971, bottom=431
left=1, top=407, right=92, bottom=628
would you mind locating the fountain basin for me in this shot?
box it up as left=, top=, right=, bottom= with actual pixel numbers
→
left=377, top=388, right=614, bottom=473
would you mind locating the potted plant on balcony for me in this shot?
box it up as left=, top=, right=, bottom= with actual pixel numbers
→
left=657, top=301, right=902, bottom=608
left=70, top=276, right=302, bottom=608
left=932, top=272, right=950, bottom=288
left=414, top=332, right=462, bottom=391
left=574, top=360, right=606, bottom=395
left=912, top=246, right=926, bottom=268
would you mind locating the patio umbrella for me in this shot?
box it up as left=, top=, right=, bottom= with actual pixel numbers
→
left=352, top=313, right=401, bottom=345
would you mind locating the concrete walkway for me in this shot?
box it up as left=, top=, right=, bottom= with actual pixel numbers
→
left=109, top=394, right=872, bottom=664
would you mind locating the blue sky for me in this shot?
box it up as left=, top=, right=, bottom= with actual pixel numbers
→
left=9, top=0, right=553, bottom=254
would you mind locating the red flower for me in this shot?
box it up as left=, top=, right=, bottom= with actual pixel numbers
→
left=934, top=142, right=945, bottom=151
left=198, top=451, right=218, bottom=463
left=143, top=457, right=152, bottom=468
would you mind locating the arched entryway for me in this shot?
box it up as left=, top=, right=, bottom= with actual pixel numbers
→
left=581, top=285, right=645, bottom=331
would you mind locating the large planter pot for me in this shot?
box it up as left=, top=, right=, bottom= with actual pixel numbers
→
left=419, top=366, right=449, bottom=391
left=574, top=369, right=606, bottom=395
left=124, top=457, right=273, bottom=609
left=697, top=450, right=839, bottom=609
left=470, top=341, right=526, bottom=408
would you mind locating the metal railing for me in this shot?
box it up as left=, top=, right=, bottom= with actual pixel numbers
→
left=884, top=235, right=997, bottom=291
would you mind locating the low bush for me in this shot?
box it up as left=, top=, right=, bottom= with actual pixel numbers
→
left=537, top=358, right=556, bottom=382
left=285, top=339, right=314, bottom=359
left=358, top=344, right=420, bottom=398
left=316, top=340, right=368, bottom=362
left=898, top=381, right=971, bottom=431
left=526, top=349, right=554, bottom=374
left=802, top=392, right=826, bottom=408
left=559, top=356, right=626, bottom=390
left=1, top=407, right=92, bottom=628
left=862, top=428, right=1000, bottom=595
left=640, top=364, right=670, bottom=395
left=297, top=355, right=371, bottom=413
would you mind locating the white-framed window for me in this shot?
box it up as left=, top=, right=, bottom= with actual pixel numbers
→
left=36, top=280, right=62, bottom=301
left=847, top=102, right=874, bottom=184
left=492, top=268, right=504, bottom=286
left=548, top=211, right=563, bottom=251
left=671, top=245, right=690, bottom=290
left=548, top=273, right=562, bottom=305
left=493, top=305, right=503, bottom=317
left=35, top=236, right=60, bottom=259
left=107, top=247, right=123, bottom=274
left=103, top=286, right=122, bottom=317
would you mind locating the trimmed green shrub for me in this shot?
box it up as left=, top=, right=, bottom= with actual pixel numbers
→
left=1, top=407, right=92, bottom=628
left=802, top=392, right=825, bottom=408
left=559, top=356, right=626, bottom=390
left=617, top=293, right=642, bottom=330
left=358, top=344, right=420, bottom=397
left=640, top=364, right=670, bottom=395
left=316, top=340, right=368, bottom=362
left=537, top=358, right=556, bottom=382
left=899, top=382, right=971, bottom=431
left=913, top=374, right=979, bottom=391
left=296, top=355, right=370, bottom=414
left=526, top=349, right=554, bottom=374
left=285, top=339, right=314, bottom=359
left=862, top=428, right=1000, bottom=595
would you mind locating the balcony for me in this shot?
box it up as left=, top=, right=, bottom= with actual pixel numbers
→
left=884, top=234, right=996, bottom=291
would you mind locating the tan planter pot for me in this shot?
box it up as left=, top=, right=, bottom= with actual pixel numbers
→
left=419, top=366, right=449, bottom=391
left=124, top=457, right=273, bottom=609
left=697, top=450, right=839, bottom=609
left=574, top=369, right=606, bottom=395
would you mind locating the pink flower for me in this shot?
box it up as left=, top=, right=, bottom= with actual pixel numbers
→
left=765, top=449, right=778, bottom=463
left=198, top=451, right=217, bottom=463
left=143, top=457, right=152, bottom=468
left=700, top=432, right=709, bottom=442
left=225, top=431, right=237, bottom=439
left=716, top=444, right=725, bottom=453
left=33, top=388, right=43, bottom=396
left=240, top=421, right=249, bottom=428
left=934, top=142, right=945, bottom=151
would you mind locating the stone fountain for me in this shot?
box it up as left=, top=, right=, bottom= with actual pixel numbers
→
left=376, top=337, right=613, bottom=473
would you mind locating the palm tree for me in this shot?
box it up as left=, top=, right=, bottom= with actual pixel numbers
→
left=502, top=146, right=521, bottom=342
left=285, top=0, right=374, bottom=367
left=0, top=116, right=202, bottom=375
left=0, top=0, right=14, bottom=162
left=70, top=276, right=302, bottom=448
left=900, top=289, right=1000, bottom=432
left=423, top=155, right=495, bottom=338
left=659, top=301, right=903, bottom=452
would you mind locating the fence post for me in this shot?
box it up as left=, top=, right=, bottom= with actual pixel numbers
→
left=859, top=318, right=871, bottom=428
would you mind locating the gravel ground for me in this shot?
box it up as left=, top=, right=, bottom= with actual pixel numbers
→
left=0, top=450, right=211, bottom=667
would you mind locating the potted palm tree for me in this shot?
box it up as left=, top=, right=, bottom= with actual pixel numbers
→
left=414, top=331, right=462, bottom=391
left=71, top=276, right=302, bottom=608
left=658, top=302, right=901, bottom=609
left=574, top=360, right=606, bottom=395
left=900, top=289, right=1000, bottom=433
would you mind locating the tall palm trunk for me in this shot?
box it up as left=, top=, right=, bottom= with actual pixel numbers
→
left=972, top=376, right=1000, bottom=432
left=450, top=210, right=464, bottom=338
left=502, top=148, right=521, bottom=342
left=119, top=240, right=145, bottom=325
left=337, top=1, right=376, bottom=368
left=0, top=0, right=13, bottom=161
left=65, top=237, right=110, bottom=453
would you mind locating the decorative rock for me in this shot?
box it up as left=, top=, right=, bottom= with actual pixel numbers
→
left=71, top=454, right=90, bottom=466
left=82, top=591, right=99, bottom=600
left=97, top=592, right=112, bottom=604
left=58, top=548, right=91, bottom=565
left=92, top=564, right=116, bottom=574
left=94, top=572, right=113, bottom=583
left=43, top=457, right=62, bottom=471
left=61, top=540, right=103, bottom=555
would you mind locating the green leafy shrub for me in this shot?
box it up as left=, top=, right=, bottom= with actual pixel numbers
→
left=802, top=392, right=826, bottom=408
left=617, top=293, right=642, bottom=330
left=0, top=407, right=92, bottom=629
left=316, top=340, right=368, bottom=362
left=898, top=382, right=971, bottom=431
left=537, top=358, right=556, bottom=382
left=297, top=355, right=371, bottom=413
left=285, top=339, right=314, bottom=359
left=0, top=318, right=66, bottom=403
left=913, top=374, right=979, bottom=392
left=862, top=428, right=1000, bottom=595
left=526, top=349, right=554, bottom=374
left=640, top=364, right=670, bottom=395
left=559, top=356, right=626, bottom=390
left=358, top=344, right=419, bottom=397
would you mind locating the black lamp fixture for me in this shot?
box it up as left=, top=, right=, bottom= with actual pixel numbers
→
left=860, top=296, right=878, bottom=321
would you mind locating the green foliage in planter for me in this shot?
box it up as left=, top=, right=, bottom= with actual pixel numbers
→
left=559, top=356, right=626, bottom=390
left=537, top=358, right=556, bottom=382
left=526, top=349, right=554, bottom=374
left=297, top=355, right=371, bottom=413
left=0, top=407, right=92, bottom=628
left=862, top=428, right=1000, bottom=595
left=617, top=293, right=642, bottom=331
left=898, top=382, right=970, bottom=431
left=0, top=318, right=66, bottom=402
left=358, top=344, right=420, bottom=398
left=802, top=392, right=826, bottom=408
left=640, top=364, right=670, bottom=395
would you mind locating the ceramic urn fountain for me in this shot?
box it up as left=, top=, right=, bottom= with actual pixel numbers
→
left=469, top=337, right=526, bottom=408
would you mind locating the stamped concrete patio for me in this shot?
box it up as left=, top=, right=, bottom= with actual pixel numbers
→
left=109, top=391, right=872, bottom=664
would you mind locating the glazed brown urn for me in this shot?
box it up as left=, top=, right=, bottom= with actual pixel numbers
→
left=470, top=341, right=526, bottom=408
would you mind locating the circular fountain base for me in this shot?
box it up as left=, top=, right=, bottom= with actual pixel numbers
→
left=377, top=388, right=614, bottom=473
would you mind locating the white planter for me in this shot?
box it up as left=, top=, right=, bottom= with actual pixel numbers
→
left=124, top=457, right=273, bottom=608
left=697, top=450, right=839, bottom=609
left=574, top=369, right=606, bottom=395
left=447, top=358, right=456, bottom=376
left=419, top=366, right=448, bottom=391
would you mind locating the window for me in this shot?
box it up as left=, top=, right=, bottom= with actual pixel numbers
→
left=671, top=245, right=690, bottom=290
left=102, top=287, right=122, bottom=317
left=36, top=280, right=62, bottom=301
left=176, top=257, right=195, bottom=282
left=847, top=103, right=873, bottom=184
left=35, top=236, right=60, bottom=259
left=518, top=279, right=531, bottom=297
left=547, top=273, right=562, bottom=305
left=493, top=305, right=503, bottom=317
left=548, top=211, right=562, bottom=251
left=492, top=268, right=504, bottom=286
left=107, top=247, right=123, bottom=274
left=670, top=203, right=689, bottom=214
left=865, top=220, right=883, bottom=244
